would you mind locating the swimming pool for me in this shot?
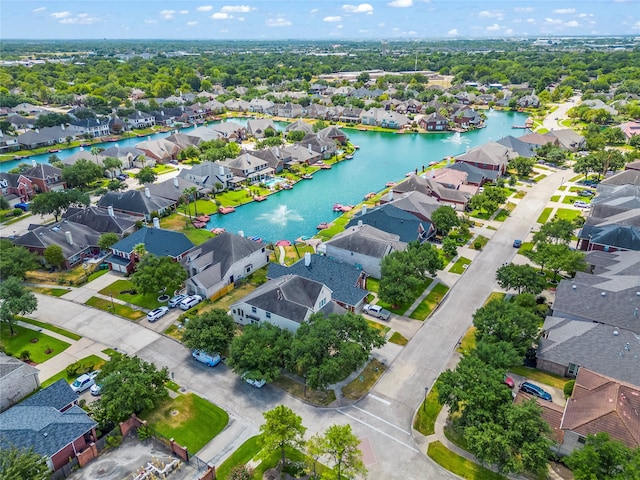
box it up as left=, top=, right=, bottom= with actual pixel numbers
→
left=264, top=177, right=286, bottom=188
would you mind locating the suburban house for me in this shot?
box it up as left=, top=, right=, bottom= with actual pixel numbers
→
left=181, top=232, right=270, bottom=299
left=496, top=135, right=538, bottom=158
left=145, top=177, right=203, bottom=204
left=618, top=121, right=640, bottom=143
left=97, top=189, right=174, bottom=221
left=0, top=353, right=40, bottom=413
left=246, top=118, right=277, bottom=139
left=135, top=137, right=182, bottom=163
left=62, top=205, right=140, bottom=237
left=455, top=142, right=517, bottom=176
left=107, top=225, right=194, bottom=274
left=298, top=133, right=337, bottom=160
left=124, top=111, right=156, bottom=129
left=596, top=169, right=640, bottom=195
left=452, top=107, right=483, bottom=129
left=210, top=121, right=246, bottom=142
left=229, top=274, right=338, bottom=332
left=392, top=175, right=469, bottom=210
left=163, top=132, right=201, bottom=150
left=248, top=147, right=286, bottom=174
left=0, top=379, right=97, bottom=472
left=380, top=190, right=444, bottom=224
left=177, top=161, right=234, bottom=192
left=0, top=172, right=35, bottom=204
left=277, top=102, right=305, bottom=118
left=17, top=125, right=73, bottom=149
left=285, top=119, right=314, bottom=136
left=23, top=162, right=66, bottom=193
left=317, top=224, right=407, bottom=279
left=100, top=145, right=149, bottom=169
left=345, top=203, right=434, bottom=243
left=318, top=125, right=348, bottom=145
left=282, top=144, right=321, bottom=165
left=545, top=129, right=586, bottom=151
left=445, top=161, right=493, bottom=185
left=0, top=131, right=20, bottom=154
left=268, top=253, right=369, bottom=311
left=220, top=152, right=272, bottom=185
left=419, top=112, right=449, bottom=131
left=67, top=118, right=110, bottom=138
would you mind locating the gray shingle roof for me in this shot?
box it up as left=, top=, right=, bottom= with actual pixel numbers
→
left=62, top=206, right=140, bottom=235
left=346, top=204, right=425, bottom=243
left=97, top=190, right=174, bottom=216
left=111, top=226, right=194, bottom=258
left=267, top=254, right=368, bottom=308
left=325, top=224, right=407, bottom=259
left=19, top=380, right=77, bottom=411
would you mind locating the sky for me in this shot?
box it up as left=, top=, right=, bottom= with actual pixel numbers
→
left=2, top=0, right=639, bottom=40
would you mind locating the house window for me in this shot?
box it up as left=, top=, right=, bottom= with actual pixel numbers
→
left=577, top=436, right=586, bottom=445
left=266, top=312, right=271, bottom=319
left=251, top=306, right=257, bottom=314
left=568, top=363, right=579, bottom=377
left=319, top=297, right=327, bottom=307
left=245, top=264, right=253, bottom=274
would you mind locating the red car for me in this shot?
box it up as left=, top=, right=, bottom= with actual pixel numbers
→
left=504, top=376, right=515, bottom=388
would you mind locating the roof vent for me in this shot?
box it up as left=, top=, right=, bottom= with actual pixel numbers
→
left=572, top=285, right=577, bottom=290
left=43, top=432, right=48, bottom=437
left=601, top=292, right=606, bottom=297
left=613, top=330, right=619, bottom=336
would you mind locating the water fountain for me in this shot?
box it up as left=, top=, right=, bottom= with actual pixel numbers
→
left=257, top=204, right=304, bottom=227
left=442, top=131, right=470, bottom=145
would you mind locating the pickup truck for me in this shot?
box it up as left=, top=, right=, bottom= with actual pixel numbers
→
left=363, top=304, right=391, bottom=321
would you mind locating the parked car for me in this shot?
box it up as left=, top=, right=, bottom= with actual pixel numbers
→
left=147, top=306, right=169, bottom=322
left=580, top=190, right=595, bottom=197
left=504, top=375, right=515, bottom=389
left=70, top=371, right=99, bottom=394
left=180, top=295, right=203, bottom=311
left=363, top=304, right=391, bottom=321
left=116, top=173, right=128, bottom=181
left=574, top=200, right=589, bottom=208
left=14, top=202, right=30, bottom=211
left=90, top=383, right=103, bottom=396
left=512, top=239, right=522, bottom=248
left=520, top=381, right=552, bottom=401
left=192, top=350, right=221, bottom=367
left=242, top=373, right=266, bottom=388
left=168, top=294, right=188, bottom=308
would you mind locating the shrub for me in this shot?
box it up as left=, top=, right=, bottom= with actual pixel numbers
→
left=228, top=465, right=253, bottom=480
left=105, top=434, right=123, bottom=449
left=137, top=424, right=152, bottom=441
left=12, top=208, right=23, bottom=217
left=20, top=350, right=31, bottom=361
left=564, top=380, right=575, bottom=397
left=473, top=240, right=483, bottom=250
left=66, top=359, right=95, bottom=377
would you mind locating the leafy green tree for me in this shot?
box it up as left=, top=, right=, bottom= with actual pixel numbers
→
left=107, top=179, right=125, bottom=191
left=0, top=446, right=49, bottom=480
left=509, top=156, right=536, bottom=176
left=496, top=263, right=547, bottom=295
left=260, top=405, right=307, bottom=468
left=312, top=120, right=328, bottom=133
left=565, top=433, right=637, bottom=480
left=306, top=433, right=325, bottom=479
left=135, top=166, right=157, bottom=185
left=29, top=189, right=90, bottom=222
left=0, top=196, right=8, bottom=210
left=182, top=309, right=236, bottom=355
left=62, top=159, right=104, bottom=188
left=183, top=186, right=198, bottom=218
left=43, top=244, right=65, bottom=269
left=533, top=218, right=575, bottom=245
left=0, top=240, right=39, bottom=280
left=130, top=254, right=187, bottom=297
left=287, top=130, right=306, bottom=142
left=321, top=424, right=367, bottom=480
left=0, top=277, right=38, bottom=335
left=227, top=323, right=291, bottom=382
left=544, top=243, right=587, bottom=281
left=474, top=339, right=521, bottom=371
left=442, top=236, right=458, bottom=257
left=469, top=193, right=498, bottom=216
left=431, top=205, right=459, bottom=235
left=287, top=312, right=386, bottom=390
left=98, top=232, right=120, bottom=251
left=96, top=353, right=169, bottom=422
left=102, top=156, right=123, bottom=178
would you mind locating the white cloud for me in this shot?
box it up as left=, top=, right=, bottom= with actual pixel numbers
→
left=564, top=20, right=579, bottom=27
left=323, top=16, right=342, bottom=22
left=266, top=17, right=292, bottom=27
left=378, top=22, right=385, bottom=27
left=553, top=8, right=576, bottom=14
left=337, top=24, right=343, bottom=29
left=238, top=16, right=245, bottom=21
left=388, top=0, right=413, bottom=7
left=545, top=18, right=563, bottom=25
left=221, top=5, right=252, bottom=13
left=486, top=23, right=501, bottom=31
left=197, top=6, right=213, bottom=12
left=33, top=7, right=46, bottom=13
left=514, top=7, right=534, bottom=13
left=526, top=18, right=536, bottom=24
left=187, top=21, right=198, bottom=26
left=505, top=28, right=513, bottom=34
left=633, top=21, right=640, bottom=30
left=479, top=10, right=503, bottom=20
left=343, top=4, right=374, bottom=14
left=310, top=8, right=319, bottom=14
left=144, top=19, right=158, bottom=24
left=578, top=13, right=594, bottom=18
left=448, top=28, right=458, bottom=35
left=60, top=15, right=99, bottom=25
left=50, top=11, right=71, bottom=19
left=160, top=9, right=175, bottom=19
left=212, top=12, right=231, bottom=20
left=179, top=10, right=189, bottom=15
left=513, top=19, right=522, bottom=24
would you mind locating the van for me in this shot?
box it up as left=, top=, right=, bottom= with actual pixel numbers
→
left=180, top=295, right=203, bottom=310
left=192, top=350, right=221, bottom=367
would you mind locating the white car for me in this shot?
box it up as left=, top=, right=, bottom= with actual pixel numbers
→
left=574, top=200, right=589, bottom=209
left=168, top=294, right=188, bottom=308
left=90, top=383, right=103, bottom=396
left=70, top=371, right=99, bottom=394
left=242, top=373, right=266, bottom=388
left=363, top=304, right=391, bottom=321
left=180, top=295, right=203, bottom=311
left=147, top=306, right=169, bottom=322
left=192, top=350, right=221, bottom=367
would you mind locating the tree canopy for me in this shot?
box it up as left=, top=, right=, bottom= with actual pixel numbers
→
left=0, top=446, right=49, bottom=480
left=0, top=277, right=38, bottom=335
left=29, top=188, right=90, bottom=222
left=431, top=205, right=459, bottom=235
left=260, top=405, right=307, bottom=468
left=0, top=240, right=39, bottom=280
left=135, top=166, right=157, bottom=185
left=61, top=159, right=104, bottom=188
left=496, top=263, right=547, bottom=295
left=321, top=424, right=367, bottom=480
left=129, top=253, right=188, bottom=297
left=181, top=308, right=236, bottom=355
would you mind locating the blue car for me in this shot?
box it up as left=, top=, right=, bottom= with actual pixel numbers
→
left=520, top=381, right=552, bottom=401
left=513, top=239, right=522, bottom=248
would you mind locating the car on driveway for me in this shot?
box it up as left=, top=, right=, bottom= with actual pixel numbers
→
left=180, top=295, right=203, bottom=311
left=192, top=350, right=221, bottom=367
left=504, top=375, right=515, bottom=389
left=168, top=294, right=188, bottom=308
left=580, top=190, right=595, bottom=197
left=70, top=371, right=99, bottom=394
left=363, top=304, right=391, bottom=321
left=147, top=306, right=169, bottom=322
left=90, top=383, right=103, bottom=396
left=242, top=373, right=266, bottom=388
left=116, top=173, right=129, bottom=181
left=574, top=200, right=589, bottom=208
left=519, top=381, right=552, bottom=401
left=512, top=239, right=522, bottom=248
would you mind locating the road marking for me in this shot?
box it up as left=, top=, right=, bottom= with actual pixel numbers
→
left=368, top=394, right=391, bottom=406
left=352, top=406, right=410, bottom=435
left=337, top=410, right=419, bottom=453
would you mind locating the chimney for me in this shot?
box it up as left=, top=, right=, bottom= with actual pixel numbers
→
left=387, top=190, right=393, bottom=202
left=219, top=165, right=225, bottom=175
left=304, top=252, right=311, bottom=267
left=145, top=187, right=151, bottom=198
left=358, top=220, right=363, bottom=227
left=65, top=231, right=73, bottom=245
left=238, top=230, right=244, bottom=238
left=362, top=205, right=367, bottom=215
left=107, top=205, right=115, bottom=217
left=61, top=124, right=65, bottom=131
left=32, top=159, right=37, bottom=167
left=153, top=217, right=160, bottom=229
left=173, top=177, right=179, bottom=188
left=308, top=144, right=312, bottom=153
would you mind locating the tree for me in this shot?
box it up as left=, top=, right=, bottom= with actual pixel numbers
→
left=98, top=232, right=120, bottom=251
left=312, top=120, right=328, bottom=133
left=228, top=465, right=253, bottom=480
left=469, top=193, right=498, bottom=216
left=287, top=130, right=306, bottom=143
left=29, top=189, right=90, bottom=222
left=227, top=323, right=291, bottom=382
left=43, top=244, right=65, bottom=269
left=102, top=156, right=123, bottom=178
left=62, top=159, right=104, bottom=188
left=431, top=205, right=459, bottom=235
left=135, top=166, right=157, bottom=185
left=496, top=263, right=547, bottom=295
left=321, top=424, right=367, bottom=480
left=0, top=446, right=49, bottom=480
left=306, top=433, right=325, bottom=479
left=260, top=405, right=307, bottom=468
left=96, top=353, right=169, bottom=422
left=0, top=240, right=39, bottom=280
left=287, top=312, right=386, bottom=390
left=129, top=254, right=187, bottom=297
left=544, top=243, right=587, bottom=281
left=183, top=186, right=198, bottom=218
left=565, top=433, right=637, bottom=480
left=182, top=309, right=236, bottom=355
left=533, top=218, right=575, bottom=245
left=442, top=236, right=458, bottom=257
left=509, top=156, right=536, bottom=176
left=0, top=277, right=38, bottom=335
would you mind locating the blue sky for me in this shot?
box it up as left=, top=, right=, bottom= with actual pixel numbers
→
left=2, top=1, right=639, bottom=40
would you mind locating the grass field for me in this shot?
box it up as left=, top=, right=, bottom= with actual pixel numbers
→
left=536, top=208, right=553, bottom=224
left=513, top=190, right=527, bottom=199
left=410, top=283, right=450, bottom=320
left=510, top=366, right=570, bottom=390
left=471, top=235, right=489, bottom=250
left=85, top=296, right=146, bottom=321
left=388, top=331, right=408, bottom=346
left=532, top=174, right=546, bottom=183
left=427, top=441, right=506, bottom=480
left=142, top=393, right=228, bottom=453
left=456, top=326, right=477, bottom=354
left=1, top=323, right=70, bottom=364
left=99, top=279, right=164, bottom=310
left=449, top=257, right=472, bottom=274
left=413, top=379, right=443, bottom=436
left=555, top=208, right=582, bottom=221
left=28, top=286, right=71, bottom=297
left=341, top=358, right=386, bottom=400
left=17, top=317, right=81, bottom=340
left=550, top=195, right=560, bottom=202
left=41, top=354, right=107, bottom=388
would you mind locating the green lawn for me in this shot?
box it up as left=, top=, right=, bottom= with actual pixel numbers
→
left=215, top=189, right=256, bottom=207
left=513, top=190, right=527, bottom=199
left=142, top=393, right=228, bottom=454
left=471, top=235, right=489, bottom=250
left=1, top=323, right=70, bottom=364
left=555, top=208, right=582, bottom=221
left=378, top=277, right=433, bottom=316
left=17, top=317, right=81, bottom=340
left=427, top=441, right=506, bottom=480
left=215, top=435, right=262, bottom=480
left=562, top=195, right=591, bottom=204
left=569, top=174, right=583, bottom=182
left=550, top=195, right=560, bottom=202
left=341, top=358, right=387, bottom=400
left=449, top=257, right=472, bottom=274
left=456, top=326, right=477, bottom=354
left=484, top=291, right=506, bottom=305
left=41, top=354, right=107, bottom=388
left=536, top=208, right=553, bottom=224
left=410, top=283, right=449, bottom=320
left=365, top=277, right=380, bottom=294
left=315, top=216, right=350, bottom=241
left=388, top=331, right=408, bottom=346
left=28, top=286, right=71, bottom=297
left=510, top=366, right=569, bottom=390
left=85, top=296, right=146, bottom=321
left=517, top=241, right=534, bottom=255
left=532, top=174, right=546, bottom=183
left=413, top=380, right=443, bottom=436
left=99, top=279, right=165, bottom=309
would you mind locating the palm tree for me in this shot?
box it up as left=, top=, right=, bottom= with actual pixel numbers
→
left=183, top=186, right=198, bottom=218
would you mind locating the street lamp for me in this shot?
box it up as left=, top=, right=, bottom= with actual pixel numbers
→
left=109, top=292, right=115, bottom=311
left=423, top=387, right=428, bottom=411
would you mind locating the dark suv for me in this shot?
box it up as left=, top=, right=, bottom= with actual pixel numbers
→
left=520, top=381, right=552, bottom=401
